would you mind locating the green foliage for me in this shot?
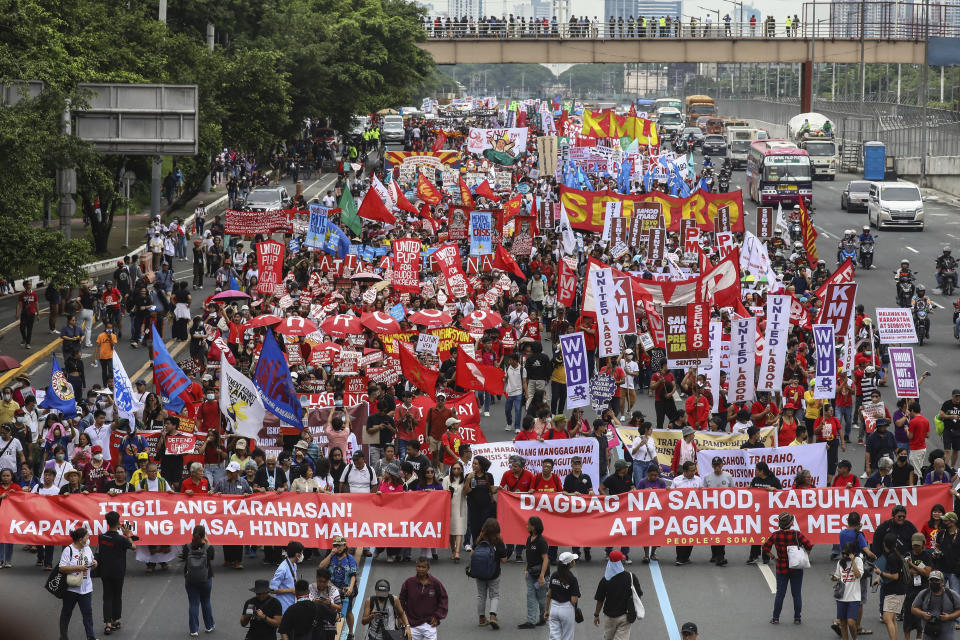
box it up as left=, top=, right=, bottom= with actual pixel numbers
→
left=1, top=214, right=93, bottom=286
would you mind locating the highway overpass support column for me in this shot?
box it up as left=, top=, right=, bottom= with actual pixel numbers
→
left=800, top=61, right=813, bottom=113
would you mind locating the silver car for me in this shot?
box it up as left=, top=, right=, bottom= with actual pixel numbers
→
left=841, top=180, right=871, bottom=212
left=241, top=186, right=292, bottom=212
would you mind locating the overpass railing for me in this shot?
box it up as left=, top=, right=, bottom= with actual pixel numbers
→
left=717, top=97, right=960, bottom=161
left=423, top=2, right=960, bottom=40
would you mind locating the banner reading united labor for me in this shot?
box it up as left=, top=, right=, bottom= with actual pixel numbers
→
left=495, top=485, right=950, bottom=547
left=558, top=186, right=744, bottom=234
left=0, top=492, right=450, bottom=547
left=757, top=295, right=791, bottom=392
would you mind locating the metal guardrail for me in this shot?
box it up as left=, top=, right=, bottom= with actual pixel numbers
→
left=717, top=97, right=960, bottom=161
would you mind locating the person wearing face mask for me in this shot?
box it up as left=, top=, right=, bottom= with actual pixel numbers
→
left=94, top=321, right=118, bottom=383
left=910, top=570, right=960, bottom=640
left=82, top=445, right=113, bottom=492
left=198, top=389, right=222, bottom=435
left=270, top=541, right=305, bottom=613
left=46, top=444, right=74, bottom=489
left=0, top=423, right=24, bottom=475
left=0, top=388, right=19, bottom=425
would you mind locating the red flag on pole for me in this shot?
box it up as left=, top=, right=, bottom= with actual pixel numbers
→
left=356, top=187, right=396, bottom=224
left=799, top=200, right=818, bottom=267
left=501, top=193, right=523, bottom=224
left=397, top=342, right=438, bottom=395
left=431, top=131, right=447, bottom=153
left=391, top=182, right=419, bottom=215
left=527, top=194, right=539, bottom=237
left=458, top=176, right=475, bottom=208
left=557, top=259, right=577, bottom=307
left=417, top=171, right=442, bottom=205
left=474, top=179, right=501, bottom=202
left=494, top=244, right=526, bottom=280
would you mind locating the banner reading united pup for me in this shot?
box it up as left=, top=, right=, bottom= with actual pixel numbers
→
left=496, top=485, right=950, bottom=547
left=0, top=492, right=450, bottom=547
left=392, top=238, right=422, bottom=293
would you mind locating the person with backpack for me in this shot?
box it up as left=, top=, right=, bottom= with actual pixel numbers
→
left=468, top=518, right=508, bottom=629
left=362, top=579, right=412, bottom=640
left=180, top=524, right=216, bottom=636
left=910, top=570, right=960, bottom=640
left=319, top=536, right=358, bottom=640
left=874, top=533, right=909, bottom=640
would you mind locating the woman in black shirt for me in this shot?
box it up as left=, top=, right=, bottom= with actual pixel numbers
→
left=464, top=456, right=495, bottom=544
left=545, top=552, right=580, bottom=640
left=747, top=462, right=782, bottom=563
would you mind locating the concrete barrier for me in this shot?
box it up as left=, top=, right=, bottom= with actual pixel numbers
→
left=894, top=156, right=960, bottom=199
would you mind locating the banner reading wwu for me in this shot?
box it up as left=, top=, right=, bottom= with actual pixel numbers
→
left=0, top=492, right=450, bottom=548
left=495, top=485, right=949, bottom=547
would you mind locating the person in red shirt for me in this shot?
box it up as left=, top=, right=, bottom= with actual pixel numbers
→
left=832, top=459, right=861, bottom=488
left=782, top=375, right=804, bottom=408
left=778, top=403, right=800, bottom=447
left=101, top=281, right=124, bottom=336
left=498, top=320, right=518, bottom=357
left=650, top=361, right=676, bottom=429
left=425, top=394, right=455, bottom=468
left=531, top=459, right=562, bottom=493
left=439, top=418, right=463, bottom=470
left=835, top=373, right=855, bottom=443
left=181, top=463, right=211, bottom=496
left=498, top=455, right=533, bottom=561
left=197, top=392, right=221, bottom=434
left=750, top=392, right=780, bottom=429
left=685, top=385, right=710, bottom=430
left=908, top=401, right=930, bottom=473
left=599, top=357, right=626, bottom=417
left=815, top=403, right=844, bottom=483
left=574, top=316, right=597, bottom=376
left=15, top=280, right=39, bottom=348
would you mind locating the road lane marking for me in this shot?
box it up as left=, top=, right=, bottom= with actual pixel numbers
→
left=917, top=353, right=937, bottom=367
left=649, top=560, right=681, bottom=640
left=346, top=556, right=374, bottom=640
left=757, top=562, right=778, bottom=594
left=906, top=246, right=920, bottom=253
left=131, top=337, right=190, bottom=382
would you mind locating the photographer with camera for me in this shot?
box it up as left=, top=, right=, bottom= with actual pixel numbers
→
left=910, top=570, right=960, bottom=640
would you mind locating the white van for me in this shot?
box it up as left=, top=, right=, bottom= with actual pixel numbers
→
left=382, top=115, right=405, bottom=143
left=726, top=127, right=762, bottom=168
left=867, top=181, right=924, bottom=231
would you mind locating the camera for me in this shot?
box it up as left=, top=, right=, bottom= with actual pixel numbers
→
left=929, top=615, right=941, bottom=624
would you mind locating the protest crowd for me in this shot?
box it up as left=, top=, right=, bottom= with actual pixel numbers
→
left=2, top=96, right=959, bottom=640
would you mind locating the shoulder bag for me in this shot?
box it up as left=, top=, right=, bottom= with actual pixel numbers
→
left=628, top=573, right=645, bottom=622
left=44, top=566, right=66, bottom=599
left=787, top=531, right=811, bottom=570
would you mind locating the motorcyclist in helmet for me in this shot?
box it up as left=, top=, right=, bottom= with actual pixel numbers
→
left=772, top=249, right=788, bottom=271
left=812, top=259, right=829, bottom=287
left=936, top=246, right=957, bottom=289
left=858, top=225, right=874, bottom=244
left=837, top=229, right=858, bottom=264
left=896, top=259, right=913, bottom=280
left=912, top=284, right=932, bottom=322
left=789, top=241, right=805, bottom=264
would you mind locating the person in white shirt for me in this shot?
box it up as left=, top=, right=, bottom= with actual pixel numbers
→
left=730, top=408, right=753, bottom=435
left=504, top=354, right=526, bottom=432
left=629, top=421, right=657, bottom=487
left=671, top=461, right=703, bottom=565
left=339, top=450, right=376, bottom=493
left=58, top=527, right=98, bottom=639
left=84, top=411, right=113, bottom=464
left=620, top=350, right=639, bottom=419
left=47, top=445, right=75, bottom=489
left=321, top=191, right=336, bottom=208
left=0, top=423, right=24, bottom=474
left=702, top=457, right=735, bottom=566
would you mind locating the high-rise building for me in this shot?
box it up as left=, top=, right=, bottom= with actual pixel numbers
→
left=448, top=0, right=484, bottom=19
left=605, top=0, right=638, bottom=21
left=635, top=0, right=682, bottom=21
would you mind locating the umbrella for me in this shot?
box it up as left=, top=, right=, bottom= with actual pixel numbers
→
left=320, top=314, right=364, bottom=336
left=461, top=310, right=503, bottom=334
left=0, top=355, right=21, bottom=372
left=275, top=317, right=318, bottom=336
left=351, top=271, right=383, bottom=282
left=377, top=108, right=399, bottom=115
left=408, top=309, right=454, bottom=327
left=211, top=289, right=250, bottom=301
left=360, top=311, right=401, bottom=334
left=243, top=314, right=282, bottom=329
left=315, top=341, right=342, bottom=353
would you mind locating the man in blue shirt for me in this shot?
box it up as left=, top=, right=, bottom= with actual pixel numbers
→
left=320, top=536, right=358, bottom=640
left=269, top=541, right=304, bottom=613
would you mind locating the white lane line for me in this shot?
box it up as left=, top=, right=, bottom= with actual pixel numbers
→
left=931, top=213, right=949, bottom=217
left=821, top=231, right=832, bottom=239
left=906, top=246, right=920, bottom=253
left=948, top=234, right=959, bottom=239
left=931, top=301, right=944, bottom=310
left=917, top=353, right=937, bottom=367
left=757, top=563, right=778, bottom=594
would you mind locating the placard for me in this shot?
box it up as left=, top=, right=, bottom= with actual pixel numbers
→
left=416, top=333, right=440, bottom=355
left=647, top=227, right=664, bottom=262
left=697, top=443, right=828, bottom=488
left=812, top=324, right=836, bottom=399
left=888, top=346, right=919, bottom=398
left=875, top=307, right=919, bottom=344
left=756, top=206, right=774, bottom=238
left=469, top=210, right=493, bottom=256
left=559, top=333, right=590, bottom=409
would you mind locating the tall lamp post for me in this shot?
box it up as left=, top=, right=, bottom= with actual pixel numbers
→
left=121, top=170, right=136, bottom=250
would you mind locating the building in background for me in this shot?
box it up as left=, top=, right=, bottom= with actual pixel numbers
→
left=635, top=0, right=682, bottom=21
left=448, top=0, right=484, bottom=19
left=605, top=0, right=638, bottom=21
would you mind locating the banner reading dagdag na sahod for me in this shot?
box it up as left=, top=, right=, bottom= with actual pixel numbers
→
left=495, top=485, right=949, bottom=547
left=0, top=491, right=450, bottom=547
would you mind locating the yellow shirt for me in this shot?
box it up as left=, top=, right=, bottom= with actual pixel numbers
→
left=97, top=332, right=117, bottom=360
left=803, top=390, right=822, bottom=420
left=0, top=399, right=18, bottom=424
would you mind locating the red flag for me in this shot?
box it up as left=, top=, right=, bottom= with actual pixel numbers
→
left=557, top=259, right=577, bottom=307
left=502, top=193, right=523, bottom=224
left=516, top=109, right=527, bottom=128
left=474, top=179, right=501, bottom=203
left=455, top=346, right=505, bottom=395
left=431, top=131, right=447, bottom=153
left=357, top=187, right=396, bottom=224
left=397, top=342, right=438, bottom=395
left=417, top=171, right=442, bottom=205
left=695, top=242, right=710, bottom=273
left=494, top=244, right=526, bottom=280
left=527, top=195, right=539, bottom=237
left=799, top=200, right=818, bottom=267
left=458, top=176, right=475, bottom=208
left=628, top=103, right=637, bottom=118
left=391, top=182, right=419, bottom=215
left=418, top=203, right=437, bottom=233
left=733, top=298, right=752, bottom=319
left=789, top=294, right=813, bottom=330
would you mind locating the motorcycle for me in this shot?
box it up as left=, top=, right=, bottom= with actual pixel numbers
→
left=858, top=241, right=874, bottom=270
left=914, top=301, right=931, bottom=345
left=717, top=171, right=730, bottom=193
left=895, top=272, right=916, bottom=308
left=953, top=302, right=960, bottom=340
left=941, top=267, right=957, bottom=296
left=839, top=241, right=857, bottom=271
left=789, top=215, right=802, bottom=243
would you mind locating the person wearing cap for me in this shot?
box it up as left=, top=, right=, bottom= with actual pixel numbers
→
left=910, top=568, right=960, bottom=639
left=855, top=362, right=881, bottom=443
left=82, top=443, right=113, bottom=492
left=762, top=512, right=813, bottom=624
left=601, top=459, right=634, bottom=565
left=362, top=578, right=412, bottom=640
left=399, top=558, right=448, bottom=640
left=213, top=461, right=251, bottom=569
left=593, top=549, right=643, bottom=639
left=833, top=459, right=862, bottom=489
left=873, top=505, right=919, bottom=560
left=933, top=511, right=960, bottom=596
left=439, top=417, right=463, bottom=472
left=703, top=457, right=733, bottom=566
left=241, top=578, right=283, bottom=639
left=902, top=532, right=935, bottom=639
left=670, top=426, right=698, bottom=476
left=866, top=416, right=898, bottom=478
left=308, top=567, right=343, bottom=640
left=340, top=450, right=377, bottom=494
left=319, top=536, right=358, bottom=639
left=678, top=622, right=699, bottom=638
left=544, top=552, right=580, bottom=640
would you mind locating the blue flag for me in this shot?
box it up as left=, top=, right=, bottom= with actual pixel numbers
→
left=324, top=225, right=350, bottom=259
left=38, top=356, right=77, bottom=417
left=151, top=326, right=192, bottom=412
left=642, top=170, right=654, bottom=193
left=228, top=272, right=241, bottom=292
left=697, top=176, right=710, bottom=193
left=678, top=172, right=692, bottom=198
left=617, top=159, right=633, bottom=194
left=253, top=330, right=304, bottom=430
left=577, top=166, right=593, bottom=191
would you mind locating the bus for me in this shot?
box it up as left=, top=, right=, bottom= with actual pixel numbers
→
left=745, top=140, right=813, bottom=205
left=654, top=98, right=682, bottom=114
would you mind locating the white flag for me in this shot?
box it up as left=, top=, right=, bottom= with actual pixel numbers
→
left=219, top=353, right=266, bottom=439
left=372, top=175, right=394, bottom=208
left=775, top=201, right=788, bottom=235
left=111, top=352, right=137, bottom=423
left=559, top=203, right=576, bottom=255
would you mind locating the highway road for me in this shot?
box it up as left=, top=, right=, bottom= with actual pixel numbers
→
left=1, top=151, right=958, bottom=640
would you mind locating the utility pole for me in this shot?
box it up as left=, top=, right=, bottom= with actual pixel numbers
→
left=152, top=0, right=168, bottom=216
left=57, top=101, right=76, bottom=240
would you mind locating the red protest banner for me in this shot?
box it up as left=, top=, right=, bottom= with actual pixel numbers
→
left=225, top=209, right=290, bottom=235
left=0, top=491, right=450, bottom=547
left=409, top=392, right=488, bottom=446
left=392, top=238, right=422, bottom=294
left=256, top=240, right=285, bottom=295
left=814, top=259, right=856, bottom=299
left=687, top=301, right=710, bottom=353
left=495, top=485, right=950, bottom=546
left=612, top=275, right=637, bottom=334
left=433, top=243, right=472, bottom=299
left=558, top=259, right=578, bottom=308
left=817, top=282, right=858, bottom=335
